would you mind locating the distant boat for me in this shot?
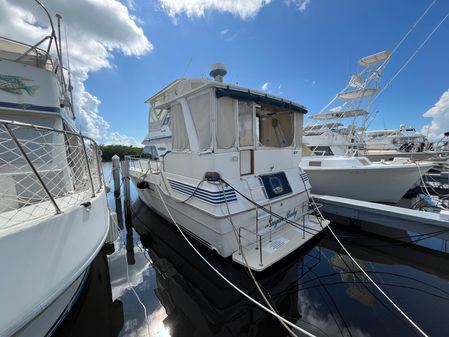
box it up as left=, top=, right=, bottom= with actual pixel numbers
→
left=127, top=63, right=329, bottom=272
left=303, top=50, right=388, bottom=157
left=362, top=124, right=449, bottom=161
left=0, top=2, right=112, bottom=336
left=300, top=155, right=433, bottom=203
left=304, top=50, right=449, bottom=161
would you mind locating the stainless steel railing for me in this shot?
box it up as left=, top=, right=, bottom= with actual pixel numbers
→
left=237, top=200, right=323, bottom=267
left=0, top=119, right=103, bottom=228
left=125, top=155, right=161, bottom=174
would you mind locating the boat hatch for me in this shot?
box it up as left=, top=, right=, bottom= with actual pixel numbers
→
left=259, top=172, right=292, bottom=199
left=308, top=161, right=322, bottom=167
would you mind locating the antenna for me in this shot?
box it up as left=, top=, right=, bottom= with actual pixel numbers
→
left=209, top=63, right=227, bottom=82
left=55, top=14, right=63, bottom=70
left=64, top=25, right=76, bottom=120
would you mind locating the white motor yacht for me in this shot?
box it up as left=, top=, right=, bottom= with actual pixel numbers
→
left=128, top=63, right=329, bottom=272
left=0, top=3, right=111, bottom=336
left=300, top=155, right=433, bottom=203
left=362, top=125, right=449, bottom=161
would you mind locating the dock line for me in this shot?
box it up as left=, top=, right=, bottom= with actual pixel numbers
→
left=224, top=175, right=429, bottom=337
left=219, top=181, right=298, bottom=337
left=155, top=185, right=318, bottom=337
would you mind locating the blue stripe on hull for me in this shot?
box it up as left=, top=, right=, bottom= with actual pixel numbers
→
left=0, top=101, right=60, bottom=113
left=168, top=179, right=237, bottom=205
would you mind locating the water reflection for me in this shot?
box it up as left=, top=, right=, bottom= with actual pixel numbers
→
left=132, top=199, right=449, bottom=337
left=133, top=200, right=304, bottom=337
left=57, top=162, right=449, bottom=337
left=53, top=247, right=124, bottom=337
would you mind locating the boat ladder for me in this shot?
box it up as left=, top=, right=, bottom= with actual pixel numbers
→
left=238, top=176, right=277, bottom=253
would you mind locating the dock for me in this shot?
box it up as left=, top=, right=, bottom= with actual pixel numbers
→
left=313, top=194, right=449, bottom=243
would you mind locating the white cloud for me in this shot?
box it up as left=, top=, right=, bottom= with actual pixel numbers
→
left=285, top=0, right=310, bottom=12
left=220, top=28, right=230, bottom=35
left=158, top=0, right=272, bottom=19
left=0, top=0, right=152, bottom=145
left=261, top=82, right=271, bottom=91
left=297, top=291, right=372, bottom=337
left=422, top=89, right=449, bottom=140
left=108, top=242, right=152, bottom=300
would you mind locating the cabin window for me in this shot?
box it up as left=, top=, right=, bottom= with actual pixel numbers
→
left=259, top=172, right=293, bottom=199
left=149, top=106, right=168, bottom=131
left=216, top=97, right=236, bottom=149
left=256, top=104, right=294, bottom=148
left=308, top=146, right=333, bottom=156
left=170, top=103, right=190, bottom=151
left=238, top=101, right=254, bottom=147
left=188, top=92, right=212, bottom=151
left=143, top=145, right=159, bottom=159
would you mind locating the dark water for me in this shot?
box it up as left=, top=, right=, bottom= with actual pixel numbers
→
left=54, top=163, right=449, bottom=337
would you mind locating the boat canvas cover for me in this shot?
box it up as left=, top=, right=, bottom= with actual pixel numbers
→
left=308, top=109, right=368, bottom=121
left=358, top=50, right=391, bottom=67
left=337, top=89, right=378, bottom=101
left=215, top=87, right=307, bottom=114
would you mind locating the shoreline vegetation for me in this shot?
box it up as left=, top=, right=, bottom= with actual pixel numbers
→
left=100, top=144, right=143, bottom=161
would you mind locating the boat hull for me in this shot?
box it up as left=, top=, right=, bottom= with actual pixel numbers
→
left=0, top=191, right=110, bottom=337
left=130, top=173, right=328, bottom=271
left=303, top=164, right=432, bottom=203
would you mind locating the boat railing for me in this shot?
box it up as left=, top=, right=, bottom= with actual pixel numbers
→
left=0, top=36, right=58, bottom=72
left=237, top=200, right=323, bottom=267
left=0, top=119, right=103, bottom=229
left=125, top=155, right=161, bottom=174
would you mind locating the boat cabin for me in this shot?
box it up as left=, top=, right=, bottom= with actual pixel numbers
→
left=145, top=72, right=306, bottom=180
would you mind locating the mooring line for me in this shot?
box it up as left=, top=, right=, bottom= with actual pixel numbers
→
left=155, top=185, right=318, bottom=337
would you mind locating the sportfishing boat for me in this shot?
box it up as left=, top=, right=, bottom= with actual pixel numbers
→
left=362, top=125, right=449, bottom=161
left=303, top=110, right=367, bottom=156
left=0, top=2, right=112, bottom=336
left=303, top=50, right=390, bottom=156
left=128, top=63, right=329, bottom=271
left=304, top=50, right=449, bottom=163
left=300, top=155, right=433, bottom=203
left=301, top=51, right=435, bottom=203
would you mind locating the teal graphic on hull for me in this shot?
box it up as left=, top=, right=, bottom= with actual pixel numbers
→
left=0, top=74, right=39, bottom=96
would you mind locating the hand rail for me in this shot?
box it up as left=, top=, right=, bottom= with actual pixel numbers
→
left=81, top=135, right=96, bottom=197
left=0, top=120, right=103, bottom=227
left=237, top=200, right=323, bottom=268
left=3, top=124, right=62, bottom=214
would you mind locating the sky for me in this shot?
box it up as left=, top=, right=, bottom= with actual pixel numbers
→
left=1, top=0, right=448, bottom=144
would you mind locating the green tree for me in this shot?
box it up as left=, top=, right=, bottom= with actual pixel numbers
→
left=99, top=144, right=143, bottom=161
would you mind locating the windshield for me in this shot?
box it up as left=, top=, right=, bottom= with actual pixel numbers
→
left=149, top=106, right=169, bottom=130
left=149, top=107, right=168, bottom=123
